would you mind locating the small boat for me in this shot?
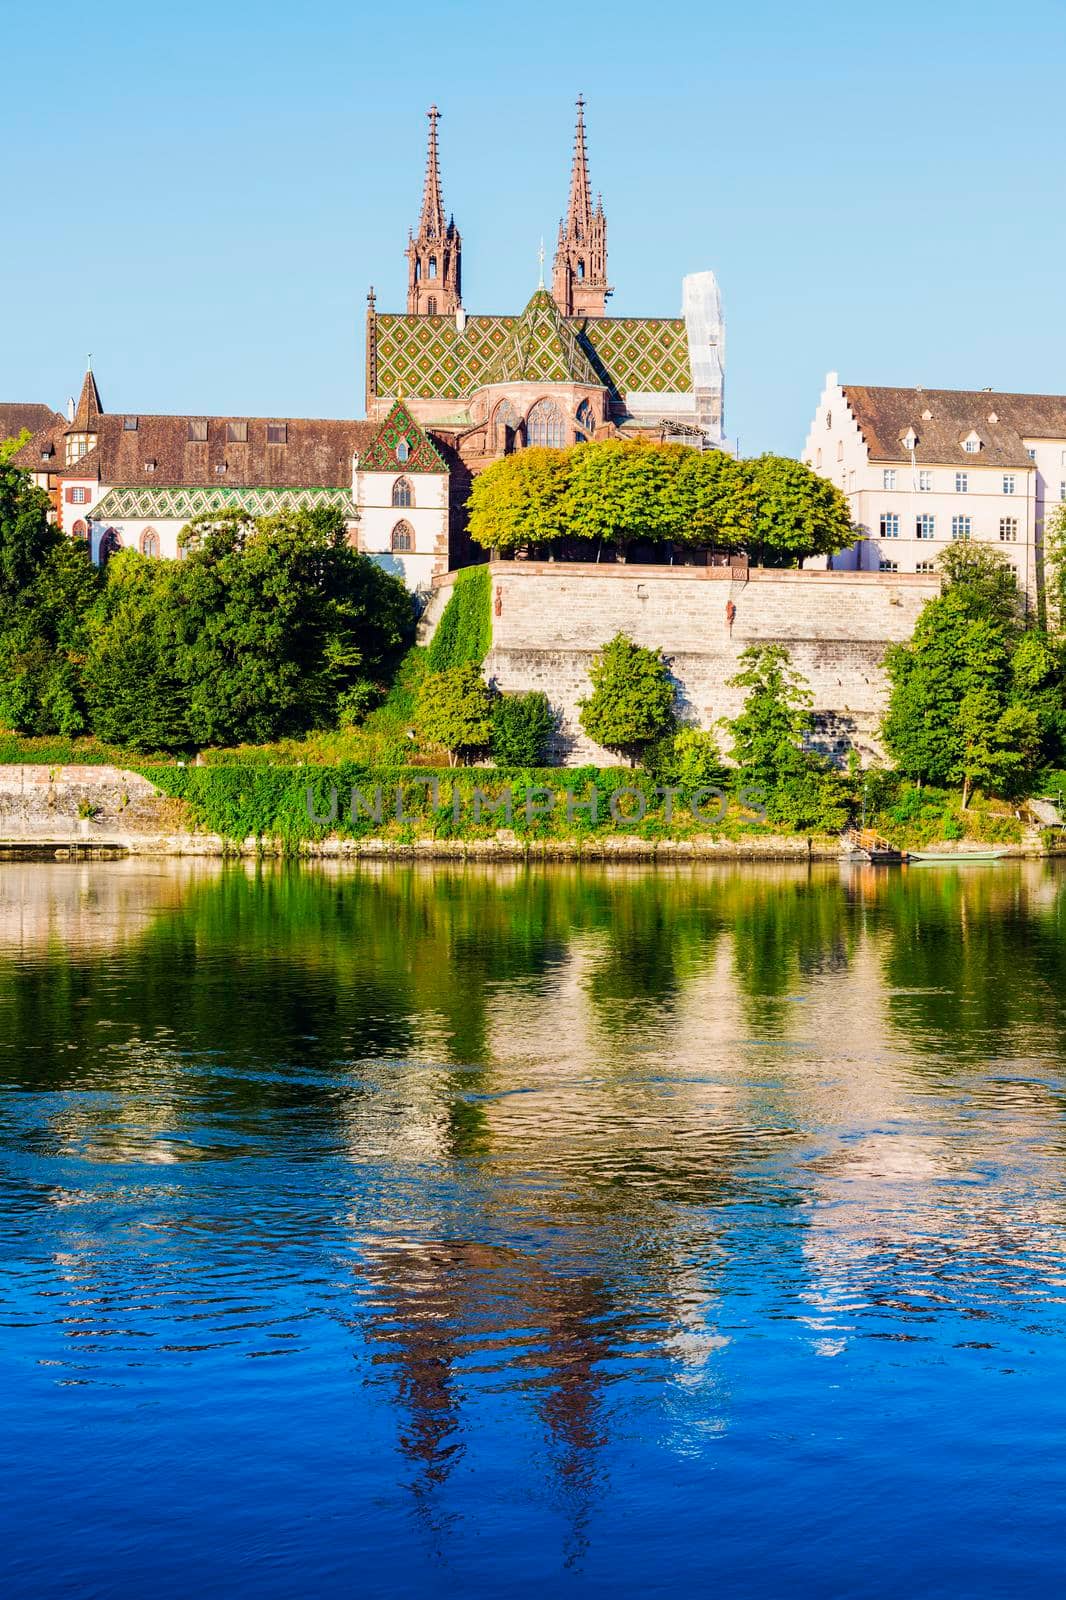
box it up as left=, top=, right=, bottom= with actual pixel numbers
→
left=906, top=847, right=1010, bottom=864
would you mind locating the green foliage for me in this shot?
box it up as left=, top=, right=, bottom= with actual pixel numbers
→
left=578, top=632, right=676, bottom=761
left=0, top=462, right=60, bottom=596
left=724, top=643, right=848, bottom=832
left=418, top=663, right=495, bottom=763
left=884, top=546, right=1054, bottom=803
left=427, top=564, right=492, bottom=670
left=463, top=439, right=855, bottom=564
left=644, top=725, right=727, bottom=788
left=738, top=454, right=855, bottom=565
left=467, top=449, right=571, bottom=553
left=565, top=439, right=681, bottom=555
left=0, top=428, right=32, bottom=466
left=491, top=691, right=554, bottom=767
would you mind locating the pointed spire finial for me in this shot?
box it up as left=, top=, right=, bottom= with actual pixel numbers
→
left=538, top=238, right=545, bottom=287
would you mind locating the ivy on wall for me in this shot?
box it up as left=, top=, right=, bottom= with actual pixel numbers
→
left=427, top=564, right=492, bottom=671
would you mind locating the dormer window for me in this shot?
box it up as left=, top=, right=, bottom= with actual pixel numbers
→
left=963, top=431, right=981, bottom=453
left=188, top=419, right=208, bottom=442
left=395, top=438, right=410, bottom=464
left=267, top=423, right=288, bottom=445
left=144, top=460, right=157, bottom=473
left=215, top=463, right=227, bottom=475
left=226, top=421, right=248, bottom=443
left=902, top=427, right=918, bottom=451
left=123, top=416, right=139, bottom=431
left=988, top=411, right=999, bottom=425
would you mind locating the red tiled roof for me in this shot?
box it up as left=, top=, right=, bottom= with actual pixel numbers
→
left=841, top=385, right=1065, bottom=469
left=0, top=403, right=64, bottom=443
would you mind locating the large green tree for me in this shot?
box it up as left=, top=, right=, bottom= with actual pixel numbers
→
left=724, top=643, right=847, bottom=831
left=466, top=448, right=571, bottom=554
left=564, top=440, right=680, bottom=558
left=883, top=547, right=1048, bottom=803
left=418, top=663, right=495, bottom=764
left=578, top=632, right=676, bottom=762
left=740, top=454, right=855, bottom=566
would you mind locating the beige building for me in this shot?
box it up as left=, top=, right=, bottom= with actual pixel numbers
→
left=803, top=375, right=1066, bottom=605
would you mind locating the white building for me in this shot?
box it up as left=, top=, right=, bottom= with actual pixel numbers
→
left=12, top=369, right=453, bottom=595
left=804, top=375, right=1066, bottom=605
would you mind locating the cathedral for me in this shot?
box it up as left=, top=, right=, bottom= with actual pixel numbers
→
left=367, top=99, right=726, bottom=477
left=7, top=99, right=725, bottom=594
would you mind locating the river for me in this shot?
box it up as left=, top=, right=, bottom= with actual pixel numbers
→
left=1, top=859, right=1065, bottom=1597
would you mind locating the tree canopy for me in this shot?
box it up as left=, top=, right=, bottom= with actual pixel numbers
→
left=466, top=439, right=855, bottom=565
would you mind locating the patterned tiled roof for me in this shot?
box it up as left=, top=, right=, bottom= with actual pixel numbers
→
left=89, top=485, right=358, bottom=522
left=358, top=400, right=448, bottom=472
left=482, top=290, right=600, bottom=387
left=372, top=304, right=692, bottom=401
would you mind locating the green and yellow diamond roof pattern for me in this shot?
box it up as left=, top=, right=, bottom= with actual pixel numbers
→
left=90, top=485, right=358, bottom=522
left=374, top=294, right=692, bottom=401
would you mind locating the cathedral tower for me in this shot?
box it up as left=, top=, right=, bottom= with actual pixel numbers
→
left=406, top=105, right=462, bottom=317
left=551, top=97, right=610, bottom=318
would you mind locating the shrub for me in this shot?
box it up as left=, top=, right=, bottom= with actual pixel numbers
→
left=492, top=691, right=555, bottom=767
left=644, top=726, right=726, bottom=788
left=578, top=633, right=676, bottom=764
left=418, top=664, right=495, bottom=764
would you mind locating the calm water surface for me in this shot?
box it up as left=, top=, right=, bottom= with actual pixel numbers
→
left=2, top=858, right=1066, bottom=1597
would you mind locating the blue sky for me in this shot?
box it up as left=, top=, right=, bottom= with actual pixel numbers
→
left=4, top=0, right=1064, bottom=455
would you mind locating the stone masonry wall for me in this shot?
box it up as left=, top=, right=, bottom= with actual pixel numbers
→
left=463, top=562, right=940, bottom=765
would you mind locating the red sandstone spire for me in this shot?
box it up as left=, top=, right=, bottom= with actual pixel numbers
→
left=552, top=96, right=610, bottom=318
left=406, top=105, right=462, bottom=316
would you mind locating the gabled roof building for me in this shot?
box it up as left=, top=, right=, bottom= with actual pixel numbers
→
left=803, top=373, right=1066, bottom=604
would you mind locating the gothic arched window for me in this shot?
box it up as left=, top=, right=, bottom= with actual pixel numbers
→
left=71, top=519, right=88, bottom=541
left=98, top=527, right=122, bottom=567
left=415, top=260, right=421, bottom=281
left=493, top=400, right=522, bottom=453
left=141, top=527, right=159, bottom=557
left=428, top=257, right=437, bottom=279
left=426, top=297, right=437, bottom=316
left=575, top=401, right=596, bottom=439
left=526, top=399, right=568, bottom=449
left=577, top=259, right=586, bottom=280
left=392, top=476, right=413, bottom=508
left=395, top=438, right=410, bottom=464
left=391, top=520, right=414, bottom=553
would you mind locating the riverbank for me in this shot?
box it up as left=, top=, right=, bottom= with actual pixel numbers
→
left=0, top=762, right=1053, bottom=860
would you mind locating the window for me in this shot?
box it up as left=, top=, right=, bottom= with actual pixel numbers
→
left=916, top=514, right=936, bottom=540
left=493, top=400, right=522, bottom=452
left=1061, top=482, right=1066, bottom=501
left=123, top=416, right=138, bottom=431
left=576, top=400, right=595, bottom=438
left=879, top=560, right=898, bottom=572
left=71, top=519, right=88, bottom=541
left=391, top=520, right=414, bottom=552
left=98, top=528, right=122, bottom=566
left=916, top=560, right=937, bottom=573
left=883, top=469, right=896, bottom=489
left=816, top=448, right=822, bottom=468
left=963, top=434, right=981, bottom=453
left=67, top=486, right=89, bottom=505
left=144, top=460, right=156, bottom=473
left=395, top=438, right=410, bottom=465
left=1003, top=474, right=1016, bottom=494
left=426, top=297, right=437, bottom=315
left=65, top=433, right=94, bottom=465
left=188, top=420, right=208, bottom=441
left=952, top=515, right=972, bottom=541
left=526, top=398, right=567, bottom=449
left=918, top=470, right=932, bottom=491
left=880, top=512, right=899, bottom=538
left=837, top=440, right=843, bottom=460
left=428, top=256, right=437, bottom=279
left=955, top=472, right=968, bottom=493
left=999, top=517, right=1018, bottom=542
left=826, top=411, right=832, bottom=430
left=215, top=463, right=227, bottom=475
left=226, top=421, right=248, bottom=443
left=267, top=423, right=288, bottom=445
left=140, top=528, right=159, bottom=558
left=577, top=259, right=585, bottom=280
left=1027, top=448, right=1037, bottom=461
left=391, top=476, right=412, bottom=508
